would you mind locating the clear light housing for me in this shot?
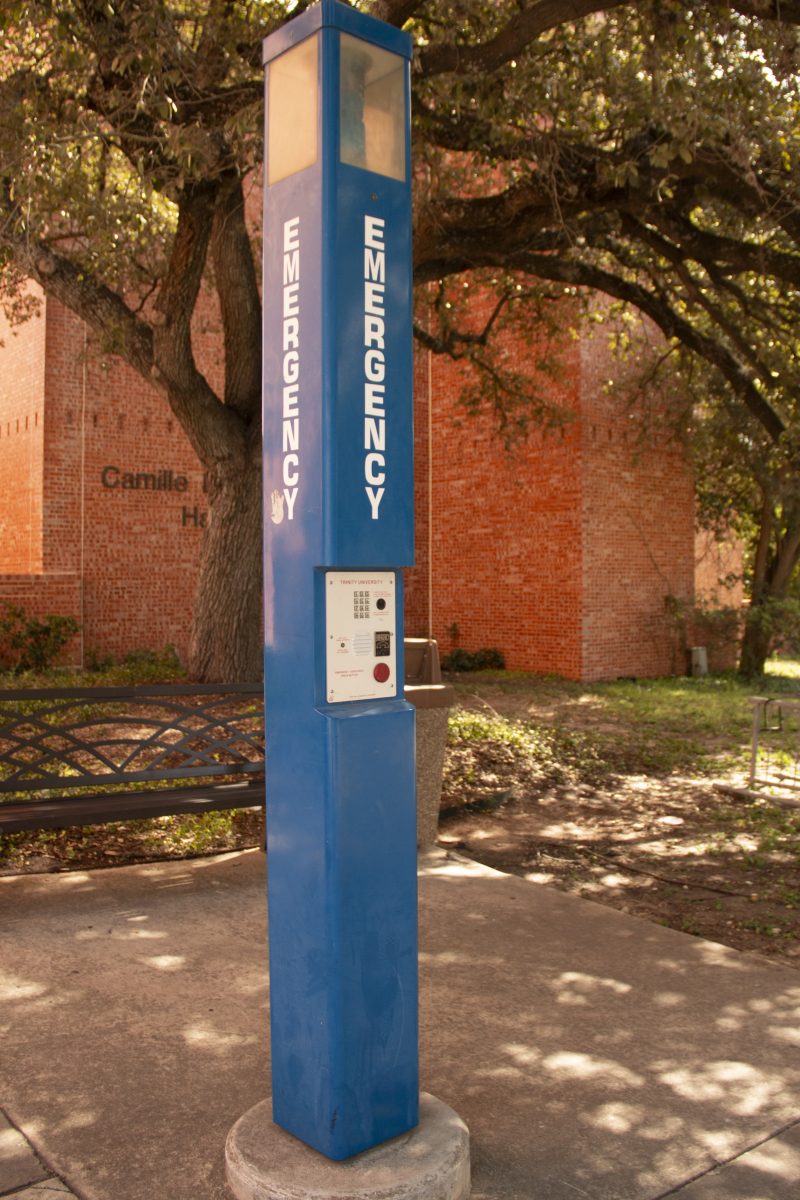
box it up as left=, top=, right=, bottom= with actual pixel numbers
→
left=268, top=35, right=319, bottom=185
left=340, top=33, right=406, bottom=181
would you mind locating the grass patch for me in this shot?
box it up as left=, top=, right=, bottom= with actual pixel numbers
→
left=448, top=662, right=800, bottom=777
left=0, top=644, right=186, bottom=691
left=707, top=801, right=800, bottom=863
left=448, top=709, right=606, bottom=778
left=443, top=710, right=609, bottom=812
left=0, top=808, right=263, bottom=872
left=766, top=659, right=800, bottom=681
left=596, top=674, right=754, bottom=736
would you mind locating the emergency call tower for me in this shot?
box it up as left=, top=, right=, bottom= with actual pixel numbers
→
left=261, top=0, right=417, bottom=1161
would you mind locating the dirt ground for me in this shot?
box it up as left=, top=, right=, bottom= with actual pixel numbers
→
left=438, top=681, right=800, bottom=968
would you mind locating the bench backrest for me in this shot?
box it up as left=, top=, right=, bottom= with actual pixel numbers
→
left=0, top=684, right=264, bottom=795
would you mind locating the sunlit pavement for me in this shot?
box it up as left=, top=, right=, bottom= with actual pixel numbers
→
left=1, top=848, right=798, bottom=1200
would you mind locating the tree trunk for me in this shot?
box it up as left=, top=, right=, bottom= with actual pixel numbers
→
left=737, top=500, right=800, bottom=680
left=738, top=607, right=772, bottom=679
left=189, top=444, right=263, bottom=682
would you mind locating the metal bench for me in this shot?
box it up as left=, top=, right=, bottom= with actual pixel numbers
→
left=0, top=683, right=265, bottom=833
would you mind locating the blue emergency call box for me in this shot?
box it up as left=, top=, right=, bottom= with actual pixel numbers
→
left=261, top=0, right=418, bottom=1161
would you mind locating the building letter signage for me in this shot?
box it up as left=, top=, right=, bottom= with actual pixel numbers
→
left=100, top=465, right=188, bottom=492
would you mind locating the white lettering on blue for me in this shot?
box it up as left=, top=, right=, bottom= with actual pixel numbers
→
left=280, top=217, right=300, bottom=520
left=364, top=215, right=386, bottom=519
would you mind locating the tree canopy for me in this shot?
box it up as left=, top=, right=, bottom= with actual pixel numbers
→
left=1, top=0, right=800, bottom=677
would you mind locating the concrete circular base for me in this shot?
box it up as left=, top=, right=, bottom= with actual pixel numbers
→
left=225, top=1092, right=471, bottom=1200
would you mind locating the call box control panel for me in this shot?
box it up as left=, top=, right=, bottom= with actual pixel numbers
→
left=325, top=571, right=397, bottom=703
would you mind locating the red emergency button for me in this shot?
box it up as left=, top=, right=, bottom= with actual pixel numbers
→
left=373, top=662, right=391, bottom=683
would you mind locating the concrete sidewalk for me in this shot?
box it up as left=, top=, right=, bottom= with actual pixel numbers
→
left=1, top=849, right=799, bottom=1200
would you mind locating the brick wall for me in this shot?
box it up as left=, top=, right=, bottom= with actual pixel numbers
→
left=695, top=529, right=744, bottom=607
left=0, top=573, right=82, bottom=667
left=1, top=259, right=702, bottom=681
left=690, top=529, right=744, bottom=672
left=406, top=303, right=588, bottom=678
left=0, top=293, right=206, bottom=667
left=0, top=285, right=46, bottom=573
left=578, top=322, right=696, bottom=680
left=407, top=301, right=697, bottom=680
left=0, top=255, right=251, bottom=670
left=40, top=298, right=204, bottom=665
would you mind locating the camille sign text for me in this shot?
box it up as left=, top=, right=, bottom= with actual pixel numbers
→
left=99, top=465, right=207, bottom=528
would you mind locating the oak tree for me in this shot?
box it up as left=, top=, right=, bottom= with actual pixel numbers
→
left=2, top=0, right=799, bottom=677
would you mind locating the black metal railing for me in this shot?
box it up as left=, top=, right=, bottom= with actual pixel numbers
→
left=0, top=683, right=265, bottom=832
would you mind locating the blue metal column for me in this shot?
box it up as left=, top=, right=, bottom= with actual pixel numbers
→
left=261, top=1, right=417, bottom=1161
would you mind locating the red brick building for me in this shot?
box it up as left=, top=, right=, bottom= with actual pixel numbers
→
left=0, top=288, right=205, bottom=666
left=405, top=306, right=698, bottom=680
left=0, top=285, right=708, bottom=680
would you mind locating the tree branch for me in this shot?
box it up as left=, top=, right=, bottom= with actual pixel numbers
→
left=154, top=185, right=215, bottom=331
left=414, top=180, right=583, bottom=276
left=419, top=0, right=629, bottom=76
left=512, top=252, right=788, bottom=444
left=413, top=290, right=511, bottom=357
left=771, top=517, right=800, bottom=592
left=730, top=1, right=800, bottom=22
left=8, top=235, right=153, bottom=378
left=650, top=214, right=800, bottom=288
left=417, top=218, right=789, bottom=445
left=150, top=184, right=246, bottom=466
left=614, top=215, right=785, bottom=395
left=369, top=0, right=428, bottom=26
left=210, top=176, right=262, bottom=422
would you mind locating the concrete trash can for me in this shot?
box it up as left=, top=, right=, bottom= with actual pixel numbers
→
left=404, top=639, right=454, bottom=848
